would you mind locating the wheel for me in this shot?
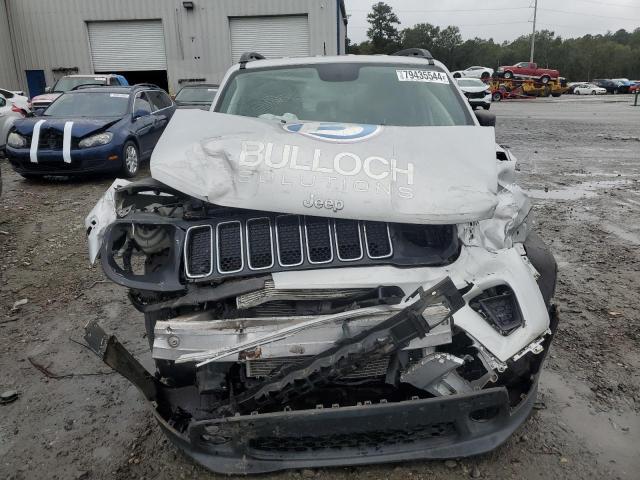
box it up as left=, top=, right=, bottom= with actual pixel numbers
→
left=492, top=92, right=502, bottom=102
left=121, top=141, right=139, bottom=178
left=591, top=90, right=596, bottom=95
left=542, top=87, right=551, bottom=97
left=503, top=71, right=513, bottom=79
left=540, top=76, right=550, bottom=84
left=613, top=88, right=619, bottom=94
left=481, top=72, right=490, bottom=80
left=551, top=92, right=561, bottom=97
left=453, top=72, right=461, bottom=78
left=482, top=104, right=490, bottom=110
left=575, top=90, right=580, bottom=95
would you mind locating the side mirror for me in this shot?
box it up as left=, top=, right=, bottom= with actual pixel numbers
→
left=44, top=86, right=51, bottom=93
left=132, top=109, right=150, bottom=120
left=474, top=110, right=496, bottom=127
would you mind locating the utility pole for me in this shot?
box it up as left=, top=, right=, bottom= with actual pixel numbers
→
left=530, top=0, right=538, bottom=62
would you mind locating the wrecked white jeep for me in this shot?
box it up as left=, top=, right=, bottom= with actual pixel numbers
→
left=84, top=50, right=557, bottom=474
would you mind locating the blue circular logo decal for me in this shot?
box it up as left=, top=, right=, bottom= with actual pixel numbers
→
left=283, top=122, right=382, bottom=143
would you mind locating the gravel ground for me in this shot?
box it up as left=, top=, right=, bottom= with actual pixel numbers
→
left=1, top=95, right=639, bottom=480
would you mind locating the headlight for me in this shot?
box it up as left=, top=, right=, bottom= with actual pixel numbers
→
left=485, top=89, right=492, bottom=94
left=78, top=132, right=113, bottom=148
left=7, top=132, right=27, bottom=148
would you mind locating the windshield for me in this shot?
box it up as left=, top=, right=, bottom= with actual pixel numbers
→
left=176, top=86, right=218, bottom=104
left=44, top=92, right=129, bottom=117
left=457, top=79, right=486, bottom=87
left=216, top=64, right=472, bottom=126
left=52, top=77, right=107, bottom=93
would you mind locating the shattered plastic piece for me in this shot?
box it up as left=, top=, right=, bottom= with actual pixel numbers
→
left=0, top=390, right=19, bottom=405
left=11, top=298, right=28, bottom=311
left=85, top=179, right=131, bottom=264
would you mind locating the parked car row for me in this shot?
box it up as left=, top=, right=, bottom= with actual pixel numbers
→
left=568, top=78, right=640, bottom=94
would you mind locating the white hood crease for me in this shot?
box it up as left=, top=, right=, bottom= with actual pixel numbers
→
left=150, top=110, right=499, bottom=225
left=460, top=156, right=532, bottom=251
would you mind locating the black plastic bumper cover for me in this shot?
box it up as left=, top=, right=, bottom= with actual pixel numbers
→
left=157, top=384, right=537, bottom=474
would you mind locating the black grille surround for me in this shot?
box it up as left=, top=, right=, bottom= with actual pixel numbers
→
left=182, top=213, right=459, bottom=283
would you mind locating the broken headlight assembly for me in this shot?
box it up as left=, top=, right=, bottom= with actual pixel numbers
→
left=100, top=221, right=185, bottom=292
left=7, top=131, right=27, bottom=148
left=469, top=285, right=524, bottom=335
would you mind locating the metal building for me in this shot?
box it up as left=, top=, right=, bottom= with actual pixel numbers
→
left=0, top=0, right=348, bottom=96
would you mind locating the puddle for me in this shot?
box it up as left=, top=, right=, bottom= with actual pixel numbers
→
left=540, top=370, right=640, bottom=479
left=527, top=179, right=631, bottom=200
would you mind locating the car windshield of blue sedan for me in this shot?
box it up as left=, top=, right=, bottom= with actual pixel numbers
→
left=44, top=92, right=130, bottom=117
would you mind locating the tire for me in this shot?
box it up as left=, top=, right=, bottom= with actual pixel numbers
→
left=591, top=90, right=596, bottom=95
left=481, top=72, right=490, bottom=80
left=613, top=88, right=619, bottom=94
left=503, top=71, right=513, bottom=79
left=540, top=76, right=550, bottom=84
left=482, top=104, right=490, bottom=110
left=551, top=92, right=561, bottom=97
left=492, top=92, right=502, bottom=102
left=575, top=90, right=580, bottom=95
left=121, top=140, right=139, bottom=178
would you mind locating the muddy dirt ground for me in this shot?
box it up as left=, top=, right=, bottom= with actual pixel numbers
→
left=1, top=95, right=639, bottom=480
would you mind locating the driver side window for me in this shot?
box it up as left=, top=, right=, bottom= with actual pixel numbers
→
left=134, top=92, right=152, bottom=116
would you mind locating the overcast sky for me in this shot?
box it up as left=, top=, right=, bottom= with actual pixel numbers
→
left=346, top=0, right=640, bottom=43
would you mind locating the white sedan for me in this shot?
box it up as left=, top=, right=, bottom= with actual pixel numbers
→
left=451, top=66, right=494, bottom=80
left=0, top=88, right=30, bottom=114
left=574, top=83, right=607, bottom=95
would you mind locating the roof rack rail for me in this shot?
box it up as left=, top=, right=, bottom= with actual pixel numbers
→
left=391, top=48, right=434, bottom=64
left=239, top=52, right=265, bottom=69
left=133, top=83, right=161, bottom=89
left=71, top=84, right=110, bottom=91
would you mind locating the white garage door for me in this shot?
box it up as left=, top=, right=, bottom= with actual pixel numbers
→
left=88, top=20, right=167, bottom=71
left=230, top=16, right=310, bottom=63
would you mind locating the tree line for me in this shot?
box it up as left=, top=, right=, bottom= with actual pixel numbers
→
left=348, top=2, right=640, bottom=81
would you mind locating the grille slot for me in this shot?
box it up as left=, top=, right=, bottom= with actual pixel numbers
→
left=246, top=218, right=274, bottom=270
left=184, top=225, right=213, bottom=278
left=364, top=222, right=393, bottom=259
left=39, top=129, right=64, bottom=150
left=305, top=217, right=333, bottom=264
left=276, top=216, right=304, bottom=267
left=334, top=220, right=363, bottom=261
left=217, top=221, right=243, bottom=273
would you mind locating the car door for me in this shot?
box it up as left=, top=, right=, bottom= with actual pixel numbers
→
left=131, top=92, right=155, bottom=157
left=147, top=90, right=175, bottom=149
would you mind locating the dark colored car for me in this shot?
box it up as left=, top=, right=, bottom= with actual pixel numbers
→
left=174, top=84, right=219, bottom=110
left=6, top=84, right=175, bottom=179
left=592, top=79, right=624, bottom=94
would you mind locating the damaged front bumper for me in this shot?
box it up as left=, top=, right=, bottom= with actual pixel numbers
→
left=84, top=278, right=558, bottom=474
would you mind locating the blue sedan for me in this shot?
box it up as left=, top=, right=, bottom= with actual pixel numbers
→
left=5, top=84, right=175, bottom=178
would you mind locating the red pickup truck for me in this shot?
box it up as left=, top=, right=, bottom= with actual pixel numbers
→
left=497, top=62, right=560, bottom=84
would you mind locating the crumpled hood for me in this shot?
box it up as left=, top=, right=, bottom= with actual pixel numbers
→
left=31, top=93, right=61, bottom=103
left=12, top=117, right=121, bottom=138
left=151, top=110, right=499, bottom=224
